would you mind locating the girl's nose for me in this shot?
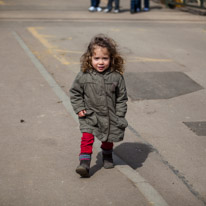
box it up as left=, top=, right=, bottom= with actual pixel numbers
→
left=99, top=59, right=103, bottom=64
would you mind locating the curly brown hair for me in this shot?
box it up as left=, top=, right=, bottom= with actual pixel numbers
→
left=80, top=34, right=125, bottom=74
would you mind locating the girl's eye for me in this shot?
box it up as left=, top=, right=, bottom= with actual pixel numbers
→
left=93, top=57, right=109, bottom=61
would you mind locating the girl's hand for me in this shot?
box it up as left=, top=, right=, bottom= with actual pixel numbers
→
left=78, top=110, right=86, bottom=117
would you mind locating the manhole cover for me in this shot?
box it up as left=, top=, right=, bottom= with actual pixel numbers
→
left=183, top=121, right=206, bottom=136
left=124, top=72, right=203, bottom=100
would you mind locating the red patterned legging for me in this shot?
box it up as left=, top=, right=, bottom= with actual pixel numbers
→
left=80, top=132, right=113, bottom=154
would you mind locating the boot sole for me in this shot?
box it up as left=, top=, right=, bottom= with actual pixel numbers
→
left=103, top=164, right=114, bottom=169
left=76, top=165, right=90, bottom=177
left=103, top=159, right=114, bottom=169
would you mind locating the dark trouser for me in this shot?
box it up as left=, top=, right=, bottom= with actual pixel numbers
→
left=144, top=0, right=149, bottom=9
left=91, top=0, right=100, bottom=7
left=131, top=0, right=139, bottom=10
left=80, top=132, right=113, bottom=155
left=131, top=0, right=149, bottom=10
left=137, top=0, right=141, bottom=9
left=107, top=0, right=120, bottom=10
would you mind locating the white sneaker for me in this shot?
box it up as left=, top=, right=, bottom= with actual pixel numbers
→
left=113, top=9, right=120, bottom=13
left=88, top=6, right=97, bottom=12
left=104, top=8, right=111, bottom=13
left=96, top=7, right=102, bottom=12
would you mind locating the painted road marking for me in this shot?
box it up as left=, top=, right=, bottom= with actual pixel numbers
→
left=54, top=49, right=82, bottom=54
left=28, top=27, right=79, bottom=66
left=129, top=57, right=172, bottom=62
left=0, top=0, right=5, bottom=5
left=28, top=27, right=172, bottom=66
left=14, top=31, right=169, bottom=206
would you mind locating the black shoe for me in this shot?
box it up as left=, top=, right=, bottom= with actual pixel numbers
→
left=76, top=160, right=90, bottom=177
left=102, top=151, right=114, bottom=169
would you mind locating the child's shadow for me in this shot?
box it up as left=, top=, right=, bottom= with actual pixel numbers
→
left=114, top=142, right=154, bottom=169
left=90, top=142, right=153, bottom=176
left=90, top=153, right=103, bottom=176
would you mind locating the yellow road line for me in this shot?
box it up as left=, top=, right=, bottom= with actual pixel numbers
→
left=28, top=27, right=57, bottom=50
left=28, top=27, right=74, bottom=65
left=28, top=27, right=172, bottom=65
left=54, top=49, right=82, bottom=54
left=128, top=57, right=173, bottom=62
left=0, top=0, right=6, bottom=5
left=40, top=34, right=56, bottom=38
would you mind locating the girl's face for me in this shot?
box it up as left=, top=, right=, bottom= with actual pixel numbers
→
left=91, top=46, right=110, bottom=73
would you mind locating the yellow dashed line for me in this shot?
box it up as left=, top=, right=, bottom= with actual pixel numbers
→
left=0, top=0, right=6, bottom=5
left=28, top=27, right=172, bottom=65
left=52, top=54, right=71, bottom=65
left=54, top=49, right=82, bottom=54
left=40, top=34, right=56, bottom=38
left=28, top=27, right=57, bottom=50
left=28, top=27, right=75, bottom=65
left=129, top=57, right=173, bottom=62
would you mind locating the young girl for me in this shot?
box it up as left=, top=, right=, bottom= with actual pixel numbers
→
left=70, top=34, right=128, bottom=177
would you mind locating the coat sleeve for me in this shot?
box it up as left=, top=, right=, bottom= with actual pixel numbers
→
left=69, top=72, right=85, bottom=114
left=115, top=75, right=128, bottom=117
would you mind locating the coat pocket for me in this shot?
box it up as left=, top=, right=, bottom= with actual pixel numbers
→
left=85, top=110, right=98, bottom=126
left=110, top=112, right=128, bottom=129
left=116, top=117, right=128, bottom=129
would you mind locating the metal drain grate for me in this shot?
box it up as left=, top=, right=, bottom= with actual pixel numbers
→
left=183, top=121, right=206, bottom=136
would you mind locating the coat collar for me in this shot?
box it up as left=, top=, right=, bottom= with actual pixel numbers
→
left=89, top=68, right=113, bottom=76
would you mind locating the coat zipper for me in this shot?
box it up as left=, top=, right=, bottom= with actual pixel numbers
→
left=102, top=75, right=110, bottom=140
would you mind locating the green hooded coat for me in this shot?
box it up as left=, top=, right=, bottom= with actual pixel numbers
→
left=70, top=69, right=128, bottom=142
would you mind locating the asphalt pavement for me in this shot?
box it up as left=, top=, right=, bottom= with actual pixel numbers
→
left=0, top=0, right=206, bottom=206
